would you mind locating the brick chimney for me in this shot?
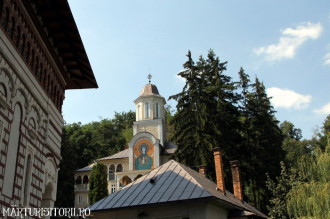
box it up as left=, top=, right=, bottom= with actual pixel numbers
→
left=213, top=147, right=225, bottom=193
left=199, top=165, right=206, bottom=176
left=230, top=160, right=243, bottom=201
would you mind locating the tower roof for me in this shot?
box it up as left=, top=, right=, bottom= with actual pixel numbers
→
left=139, top=84, right=160, bottom=96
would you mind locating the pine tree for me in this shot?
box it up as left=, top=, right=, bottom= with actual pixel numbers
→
left=88, top=162, right=108, bottom=205
left=169, top=50, right=241, bottom=177
left=240, top=77, right=284, bottom=211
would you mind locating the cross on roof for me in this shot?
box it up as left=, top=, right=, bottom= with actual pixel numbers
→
left=148, top=74, right=152, bottom=84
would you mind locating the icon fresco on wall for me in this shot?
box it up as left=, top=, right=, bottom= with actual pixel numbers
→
left=134, top=140, right=154, bottom=170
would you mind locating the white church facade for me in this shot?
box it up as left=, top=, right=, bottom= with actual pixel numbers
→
left=74, top=83, right=177, bottom=208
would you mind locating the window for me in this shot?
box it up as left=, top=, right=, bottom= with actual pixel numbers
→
left=75, top=176, right=82, bottom=184
left=116, top=164, right=123, bottom=172
left=109, top=165, right=115, bottom=181
left=144, top=102, right=150, bottom=118
left=23, top=154, right=32, bottom=206
left=78, top=195, right=83, bottom=203
left=83, top=175, right=89, bottom=184
left=111, top=185, right=116, bottom=194
left=155, top=102, right=159, bottom=118
left=137, top=105, right=140, bottom=120
left=3, top=103, right=22, bottom=198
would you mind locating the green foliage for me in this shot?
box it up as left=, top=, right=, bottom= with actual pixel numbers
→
left=55, top=111, right=135, bottom=207
left=266, top=115, right=330, bottom=219
left=170, top=51, right=284, bottom=212
left=266, top=162, right=298, bottom=219
left=280, top=120, right=302, bottom=140
left=286, top=136, right=330, bottom=219
left=237, top=69, right=284, bottom=211
left=280, top=121, right=310, bottom=168
left=169, top=50, right=241, bottom=177
left=88, top=162, right=108, bottom=205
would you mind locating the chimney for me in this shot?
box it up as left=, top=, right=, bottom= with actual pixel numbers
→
left=213, top=148, right=225, bottom=193
left=230, top=160, right=243, bottom=201
left=199, top=165, right=206, bottom=176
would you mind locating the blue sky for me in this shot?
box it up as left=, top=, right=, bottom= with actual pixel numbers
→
left=64, top=0, right=330, bottom=139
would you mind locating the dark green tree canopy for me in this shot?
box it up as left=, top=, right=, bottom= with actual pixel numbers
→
left=170, top=50, right=284, bottom=212
left=88, top=162, right=108, bottom=205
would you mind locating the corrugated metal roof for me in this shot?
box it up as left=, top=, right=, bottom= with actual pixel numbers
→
left=89, top=160, right=267, bottom=218
left=97, top=149, right=129, bottom=161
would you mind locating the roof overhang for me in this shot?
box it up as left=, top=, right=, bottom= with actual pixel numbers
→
left=22, top=0, right=98, bottom=89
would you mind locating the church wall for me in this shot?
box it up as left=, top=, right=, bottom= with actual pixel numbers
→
left=0, top=1, right=62, bottom=209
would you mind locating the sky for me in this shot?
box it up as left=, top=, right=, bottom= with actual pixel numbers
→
left=64, top=0, right=330, bottom=139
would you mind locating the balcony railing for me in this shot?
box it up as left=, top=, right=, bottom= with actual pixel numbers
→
left=74, top=183, right=89, bottom=191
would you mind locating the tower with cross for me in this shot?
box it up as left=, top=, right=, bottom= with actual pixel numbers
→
left=128, top=76, right=168, bottom=171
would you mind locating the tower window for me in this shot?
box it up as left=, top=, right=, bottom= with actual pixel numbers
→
left=155, top=102, right=159, bottom=118
left=137, top=105, right=140, bottom=120
left=144, top=102, right=150, bottom=118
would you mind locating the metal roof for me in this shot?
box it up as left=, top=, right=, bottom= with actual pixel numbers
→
left=76, top=164, right=94, bottom=172
left=97, top=149, right=129, bottom=161
left=89, top=160, right=267, bottom=218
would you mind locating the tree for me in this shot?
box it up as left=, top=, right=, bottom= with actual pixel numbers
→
left=238, top=75, right=284, bottom=211
left=88, top=162, right=108, bottom=205
left=169, top=50, right=241, bottom=178
left=280, top=120, right=302, bottom=140
left=55, top=111, right=135, bottom=207
left=286, top=132, right=330, bottom=219
left=55, top=123, right=82, bottom=207
left=280, top=121, right=309, bottom=168
left=266, top=162, right=298, bottom=219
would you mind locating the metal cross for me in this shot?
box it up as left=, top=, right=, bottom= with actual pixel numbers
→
left=147, top=74, right=152, bottom=84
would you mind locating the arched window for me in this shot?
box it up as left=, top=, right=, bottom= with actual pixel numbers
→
left=120, top=176, right=132, bottom=187
left=134, top=174, right=142, bottom=181
left=116, top=164, right=123, bottom=172
left=155, top=102, right=159, bottom=118
left=137, top=105, right=140, bottom=120
left=83, top=175, right=89, bottom=184
left=75, top=176, right=82, bottom=184
left=23, top=154, right=32, bottom=206
left=144, top=102, right=150, bottom=118
left=109, top=165, right=115, bottom=181
left=3, top=103, right=22, bottom=198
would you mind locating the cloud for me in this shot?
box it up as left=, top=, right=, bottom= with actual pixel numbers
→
left=267, top=87, right=312, bottom=110
left=175, top=69, right=187, bottom=83
left=255, top=22, right=323, bottom=61
left=314, top=102, right=330, bottom=114
left=323, top=53, right=330, bottom=65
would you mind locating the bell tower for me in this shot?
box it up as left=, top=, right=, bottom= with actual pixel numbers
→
left=133, top=75, right=167, bottom=145
left=128, top=75, right=167, bottom=171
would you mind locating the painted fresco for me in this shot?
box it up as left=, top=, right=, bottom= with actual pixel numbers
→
left=134, top=139, right=154, bottom=170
